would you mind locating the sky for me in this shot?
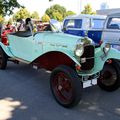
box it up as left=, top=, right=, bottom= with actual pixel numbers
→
left=17, top=0, right=120, bottom=17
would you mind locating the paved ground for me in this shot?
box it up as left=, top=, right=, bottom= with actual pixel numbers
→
left=0, top=62, right=120, bottom=120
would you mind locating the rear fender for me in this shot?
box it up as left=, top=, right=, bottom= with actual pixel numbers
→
left=0, top=42, right=14, bottom=57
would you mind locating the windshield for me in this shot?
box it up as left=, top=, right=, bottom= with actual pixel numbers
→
left=50, top=19, right=62, bottom=32
left=92, top=19, right=105, bottom=29
left=63, top=19, right=82, bottom=29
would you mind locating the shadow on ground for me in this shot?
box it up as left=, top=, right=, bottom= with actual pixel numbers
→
left=0, top=62, right=120, bottom=120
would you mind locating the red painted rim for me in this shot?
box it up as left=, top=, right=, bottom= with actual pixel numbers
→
left=52, top=72, right=73, bottom=104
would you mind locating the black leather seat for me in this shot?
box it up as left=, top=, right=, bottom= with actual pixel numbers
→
left=10, top=31, right=32, bottom=37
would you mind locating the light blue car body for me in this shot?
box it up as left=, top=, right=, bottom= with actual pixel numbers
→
left=0, top=23, right=120, bottom=77
left=1, top=31, right=81, bottom=65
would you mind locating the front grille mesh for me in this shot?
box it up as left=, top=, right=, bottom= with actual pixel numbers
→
left=81, top=45, right=94, bottom=70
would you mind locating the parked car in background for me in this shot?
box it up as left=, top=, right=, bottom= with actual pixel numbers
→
left=0, top=25, right=15, bottom=45
left=0, top=19, right=120, bottom=108
left=97, top=13, right=120, bottom=92
left=102, top=13, right=120, bottom=49
left=63, top=14, right=106, bottom=44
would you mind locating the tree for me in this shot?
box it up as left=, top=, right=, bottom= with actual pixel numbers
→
left=42, top=14, right=50, bottom=22
left=31, top=11, right=40, bottom=19
left=0, top=15, right=4, bottom=23
left=13, top=8, right=31, bottom=21
left=0, top=0, right=22, bottom=16
left=7, top=18, right=13, bottom=24
left=66, top=11, right=76, bottom=17
left=52, top=12, right=63, bottom=21
left=81, top=4, right=96, bottom=15
left=45, top=4, right=66, bottom=20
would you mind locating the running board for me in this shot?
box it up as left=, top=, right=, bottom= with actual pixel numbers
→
left=8, top=57, right=30, bottom=64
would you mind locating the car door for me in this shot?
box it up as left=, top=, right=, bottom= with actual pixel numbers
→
left=102, top=17, right=120, bottom=45
left=88, top=18, right=105, bottom=44
left=8, top=34, right=35, bottom=61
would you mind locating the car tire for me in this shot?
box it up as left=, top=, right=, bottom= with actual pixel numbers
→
left=97, top=62, right=120, bottom=92
left=0, top=47, right=8, bottom=69
left=50, top=65, right=82, bottom=108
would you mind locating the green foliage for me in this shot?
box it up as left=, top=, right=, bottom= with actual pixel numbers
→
left=45, top=4, right=75, bottom=21
left=0, top=15, right=4, bottom=23
left=31, top=11, right=40, bottom=19
left=13, top=8, right=31, bottom=21
left=45, top=4, right=66, bottom=21
left=42, top=14, right=50, bottom=22
left=81, top=4, right=96, bottom=15
left=7, top=18, right=13, bottom=24
left=65, top=11, right=76, bottom=17
left=52, top=12, right=63, bottom=21
left=0, top=0, right=22, bottom=16
left=91, top=11, right=96, bottom=15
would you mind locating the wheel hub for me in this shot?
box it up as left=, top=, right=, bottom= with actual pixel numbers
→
left=100, top=66, right=117, bottom=86
left=58, top=85, right=62, bottom=91
left=52, top=72, right=73, bottom=104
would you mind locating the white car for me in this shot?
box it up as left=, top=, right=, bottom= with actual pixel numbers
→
left=102, top=13, right=120, bottom=50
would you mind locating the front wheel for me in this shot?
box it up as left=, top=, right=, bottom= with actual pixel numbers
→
left=50, top=65, right=82, bottom=108
left=0, top=47, right=7, bottom=69
left=97, top=62, right=120, bottom=92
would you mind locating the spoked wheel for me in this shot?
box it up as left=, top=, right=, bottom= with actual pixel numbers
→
left=97, top=63, right=120, bottom=92
left=50, top=65, right=82, bottom=108
left=0, top=47, right=8, bottom=69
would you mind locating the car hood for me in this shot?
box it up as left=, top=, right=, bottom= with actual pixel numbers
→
left=34, top=32, right=83, bottom=48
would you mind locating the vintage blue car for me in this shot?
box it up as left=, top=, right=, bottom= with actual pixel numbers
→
left=63, top=14, right=106, bottom=44
left=0, top=19, right=120, bottom=108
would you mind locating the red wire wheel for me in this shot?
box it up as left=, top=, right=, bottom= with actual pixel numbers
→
left=50, top=65, right=82, bottom=108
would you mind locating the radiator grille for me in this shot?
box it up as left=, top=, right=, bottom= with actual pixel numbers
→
left=80, top=45, right=94, bottom=70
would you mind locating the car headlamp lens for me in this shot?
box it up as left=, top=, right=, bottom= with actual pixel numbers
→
left=75, top=44, right=84, bottom=57
left=103, top=43, right=111, bottom=54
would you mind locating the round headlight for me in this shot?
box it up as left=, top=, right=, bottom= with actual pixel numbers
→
left=75, top=44, right=84, bottom=57
left=103, top=43, right=111, bottom=54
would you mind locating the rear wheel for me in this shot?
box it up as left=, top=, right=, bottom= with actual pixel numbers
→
left=97, top=62, right=120, bottom=92
left=0, top=47, right=7, bottom=69
left=50, top=65, right=82, bottom=108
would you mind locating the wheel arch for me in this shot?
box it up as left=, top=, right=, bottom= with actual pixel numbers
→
left=32, top=51, right=80, bottom=71
left=104, top=58, right=120, bottom=67
left=97, top=58, right=120, bottom=92
left=0, top=42, right=13, bottom=57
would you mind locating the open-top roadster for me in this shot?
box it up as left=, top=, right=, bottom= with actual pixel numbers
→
left=0, top=19, right=120, bottom=108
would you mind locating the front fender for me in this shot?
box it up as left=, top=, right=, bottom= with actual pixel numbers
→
left=94, top=46, right=120, bottom=73
left=78, top=46, right=120, bottom=76
left=42, top=49, right=81, bottom=67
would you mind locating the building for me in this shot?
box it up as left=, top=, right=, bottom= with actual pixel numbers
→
left=97, top=8, right=120, bottom=15
left=100, top=2, right=109, bottom=10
